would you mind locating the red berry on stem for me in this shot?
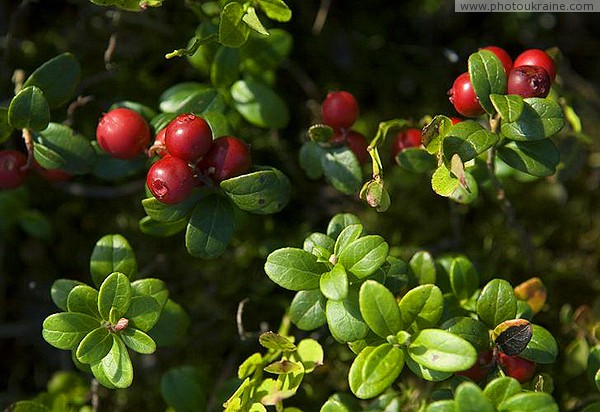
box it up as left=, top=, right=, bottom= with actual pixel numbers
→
left=498, top=352, right=536, bottom=383
left=146, top=155, right=195, bottom=204
left=165, top=114, right=213, bottom=162
left=391, top=128, right=422, bottom=160
left=0, top=150, right=28, bottom=189
left=321, top=91, right=359, bottom=130
left=448, top=72, right=485, bottom=118
left=345, top=130, right=369, bottom=165
left=481, top=46, right=513, bottom=76
left=507, top=65, right=551, bottom=98
left=96, top=108, right=151, bottom=160
left=456, top=350, right=493, bottom=382
left=196, top=136, right=251, bottom=183
left=513, top=48, right=556, bottom=80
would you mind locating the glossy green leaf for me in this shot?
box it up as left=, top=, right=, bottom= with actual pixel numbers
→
left=338, top=235, right=388, bottom=279
left=454, top=381, right=495, bottom=412
left=142, top=190, right=204, bottom=223
left=51, top=279, right=85, bottom=311
left=147, top=299, right=190, bottom=347
left=299, top=141, right=326, bottom=180
left=90, top=335, right=133, bottom=389
left=476, top=278, right=517, bottom=328
left=230, top=79, right=289, bottom=128
left=405, top=355, right=452, bottom=382
left=241, top=28, right=292, bottom=73
left=327, top=213, right=361, bottom=239
left=131, top=278, right=168, bottom=308
left=426, top=400, right=456, bottom=412
left=501, top=98, right=564, bottom=141
left=449, top=256, right=479, bottom=301
left=185, top=194, right=235, bottom=259
left=264, top=359, right=303, bottom=374
left=303, top=232, right=335, bottom=255
left=159, top=83, right=214, bottom=113
left=242, top=7, right=269, bottom=35
left=34, top=123, right=96, bottom=174
left=67, top=285, right=100, bottom=318
left=257, top=0, right=292, bottom=22
left=422, top=115, right=453, bottom=155
left=211, top=46, right=240, bottom=89
left=399, top=284, right=444, bottom=332
left=259, top=331, right=296, bottom=351
left=359, top=280, right=402, bottom=338
left=219, top=2, right=251, bottom=47
left=98, top=272, right=131, bottom=322
left=42, top=312, right=100, bottom=350
left=308, top=124, right=334, bottom=143
left=161, top=366, right=209, bottom=412
left=490, top=94, right=524, bottom=123
left=90, top=234, right=138, bottom=288
left=22, top=52, right=80, bottom=108
left=0, top=107, right=13, bottom=143
left=201, top=111, right=230, bottom=137
left=395, top=147, right=437, bottom=173
left=220, top=167, right=291, bottom=214
left=76, top=327, right=113, bottom=364
left=6, top=401, right=51, bottom=412
left=441, top=317, right=491, bottom=352
left=238, top=352, right=262, bottom=379
left=89, top=0, right=147, bottom=11
left=483, top=377, right=521, bottom=407
left=265, top=247, right=327, bottom=291
left=519, top=324, right=558, bottom=364
left=289, top=289, right=327, bottom=330
left=296, top=338, right=324, bottom=373
left=348, top=344, right=405, bottom=399
left=121, top=327, right=156, bottom=354
left=125, top=295, right=162, bottom=332
left=468, top=49, right=507, bottom=114
left=8, top=86, right=50, bottom=131
left=408, top=329, right=477, bottom=372
left=410, top=251, right=436, bottom=285
left=320, top=393, right=361, bottom=412
left=442, top=120, right=498, bottom=164
left=334, top=224, right=363, bottom=257
left=321, top=146, right=363, bottom=195
left=497, top=392, right=558, bottom=412
left=497, top=139, right=560, bottom=177
left=320, top=263, right=349, bottom=301
left=431, top=163, right=478, bottom=204
left=326, top=293, right=369, bottom=343
left=139, top=216, right=188, bottom=237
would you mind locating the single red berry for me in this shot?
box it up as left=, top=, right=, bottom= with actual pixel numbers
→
left=513, top=48, right=556, bottom=81
left=0, top=150, right=28, bottom=189
left=196, top=136, right=251, bottom=183
left=165, top=114, right=213, bottom=162
left=345, top=130, right=369, bottom=165
left=507, top=65, right=551, bottom=98
left=481, top=46, right=513, bottom=76
left=448, top=72, right=485, bottom=118
left=96, top=108, right=151, bottom=160
left=391, top=128, right=422, bottom=160
left=321, top=91, right=359, bottom=130
left=151, top=127, right=168, bottom=157
left=456, top=350, right=494, bottom=382
left=497, top=352, right=536, bottom=383
left=450, top=117, right=463, bottom=125
left=330, top=129, right=347, bottom=146
left=146, top=155, right=195, bottom=204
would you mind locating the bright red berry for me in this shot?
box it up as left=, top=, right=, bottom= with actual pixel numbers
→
left=450, top=117, right=463, bottom=125
left=196, top=136, right=251, bottom=183
left=497, top=352, right=536, bottom=383
left=165, top=114, right=213, bottom=162
left=391, top=128, right=422, bottom=160
left=146, top=155, right=195, bottom=204
left=345, top=130, right=369, bottom=165
left=321, top=91, right=359, bottom=130
left=448, top=72, right=485, bottom=118
left=481, top=46, right=513, bottom=76
left=507, top=65, right=551, bottom=98
left=456, top=350, right=493, bottom=382
left=513, top=48, right=556, bottom=80
left=96, top=108, right=151, bottom=160
left=0, top=150, right=28, bottom=189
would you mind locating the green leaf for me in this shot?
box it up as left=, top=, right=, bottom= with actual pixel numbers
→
left=91, top=335, right=133, bottom=389
left=348, top=344, right=405, bottom=399
left=321, top=146, right=363, bottom=195
left=42, top=312, right=100, bottom=350
left=22, top=52, right=80, bottom=108
left=34, top=123, right=96, bottom=174
left=442, top=121, right=498, bottom=164
left=242, top=6, right=269, bottom=35
left=142, top=192, right=204, bottom=223
left=257, top=0, right=292, bottom=22
left=334, top=224, right=363, bottom=257
left=8, top=86, right=50, bottom=131
left=326, top=292, right=369, bottom=343
left=497, top=139, right=560, bottom=177
left=159, top=83, right=222, bottom=114
left=426, top=400, right=456, bottom=412
left=321, top=393, right=361, bottom=412
left=497, top=392, right=558, bottom=412
left=230, top=79, right=289, bottom=128
left=501, top=98, right=564, bottom=141
left=109, top=100, right=157, bottom=121
left=89, top=0, right=148, bottom=11
left=51, top=279, right=85, bottom=311
left=219, top=2, right=251, bottom=47
left=17, top=209, right=51, bottom=240
left=327, top=213, right=361, bottom=239
left=296, top=338, right=324, bottom=373
left=405, top=353, right=452, bottom=382
left=6, top=401, right=51, bottom=412
left=468, top=49, right=507, bottom=114
left=338, top=235, right=389, bottom=279
left=264, top=359, right=303, bottom=374
left=265, top=247, right=327, bottom=291
left=454, top=381, right=495, bottom=412
left=449, top=256, right=479, bottom=301
left=408, top=329, right=477, bottom=372
left=308, top=124, right=334, bottom=143
left=320, top=263, right=349, bottom=301
left=147, top=299, right=190, bottom=347
left=299, top=141, right=326, bottom=180
left=483, top=377, right=521, bottom=407
left=238, top=352, right=262, bottom=379
left=399, top=284, right=444, bottom=333
left=185, top=194, right=235, bottom=259
left=259, top=331, right=296, bottom=351
left=441, top=317, right=491, bottom=352
left=139, top=216, right=188, bottom=237
left=98, top=272, right=131, bottom=322
left=0, top=107, right=13, bottom=143
left=161, top=366, right=209, bottom=412
left=422, top=115, right=453, bottom=155
left=410, top=251, right=436, bottom=285
left=221, top=167, right=291, bottom=214
left=67, top=285, right=101, bottom=318
left=125, top=295, right=162, bottom=332
left=90, top=234, right=138, bottom=288
left=476, top=278, right=517, bottom=328
left=76, top=327, right=113, bottom=364
left=359, top=280, right=402, bottom=338
left=395, top=147, right=437, bottom=173
left=303, top=232, right=335, bottom=255
left=131, top=278, right=168, bottom=308
left=490, top=94, right=524, bottom=123
left=240, top=28, right=293, bottom=72
left=121, top=327, right=156, bottom=354
left=431, top=163, right=478, bottom=204
left=289, top=289, right=327, bottom=330
left=588, top=345, right=600, bottom=392
left=519, top=324, right=558, bottom=364
left=211, top=46, right=241, bottom=89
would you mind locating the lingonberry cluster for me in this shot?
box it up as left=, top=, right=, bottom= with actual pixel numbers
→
left=321, top=91, right=369, bottom=164
left=448, top=47, right=556, bottom=117
left=455, top=348, right=536, bottom=384
left=0, top=150, right=73, bottom=189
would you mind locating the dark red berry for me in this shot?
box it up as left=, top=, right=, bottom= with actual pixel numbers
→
left=481, top=46, right=513, bottom=76
left=0, top=150, right=28, bottom=189
left=513, top=48, right=556, bottom=80
left=497, top=352, right=536, bottom=383
left=34, top=161, right=72, bottom=182
left=391, top=128, right=422, bottom=160
left=345, top=130, right=369, bottom=165
left=507, top=65, right=551, bottom=98
left=448, top=72, right=485, bottom=118
left=146, top=155, right=195, bottom=204
left=321, top=91, right=359, bottom=130
left=151, top=127, right=168, bottom=157
left=456, top=350, right=493, bottom=382
left=196, top=136, right=251, bottom=183
left=165, top=114, right=213, bottom=162
left=96, top=108, right=151, bottom=160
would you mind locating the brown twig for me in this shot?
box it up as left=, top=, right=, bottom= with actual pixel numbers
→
left=312, top=0, right=332, bottom=35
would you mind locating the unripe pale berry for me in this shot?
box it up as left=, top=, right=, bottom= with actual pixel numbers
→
left=165, top=114, right=213, bottom=162
left=448, top=72, right=485, bottom=118
left=96, top=108, right=151, bottom=159
left=146, top=155, right=195, bottom=204
left=321, top=91, right=359, bottom=130
left=0, top=150, right=29, bottom=189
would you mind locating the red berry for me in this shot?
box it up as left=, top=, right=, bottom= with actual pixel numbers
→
left=448, top=72, right=485, bottom=118
left=321, top=91, right=359, bottom=130
left=513, top=48, right=556, bottom=81
left=497, top=352, right=536, bottom=383
left=391, top=128, right=422, bottom=160
left=146, top=155, right=195, bottom=204
left=345, top=130, right=369, bottom=165
left=456, top=350, right=493, bottom=382
left=0, top=150, right=28, bottom=189
left=196, top=136, right=251, bottom=183
left=165, top=114, right=213, bottom=162
left=450, top=117, right=463, bottom=125
left=34, top=161, right=72, bottom=182
left=481, top=46, right=513, bottom=76
left=507, top=65, right=551, bottom=98
left=96, top=108, right=151, bottom=160
left=330, top=129, right=346, bottom=146
left=152, top=127, right=168, bottom=157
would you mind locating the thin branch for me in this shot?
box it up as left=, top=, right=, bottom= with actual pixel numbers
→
left=236, top=298, right=249, bottom=341
left=312, top=0, right=332, bottom=35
